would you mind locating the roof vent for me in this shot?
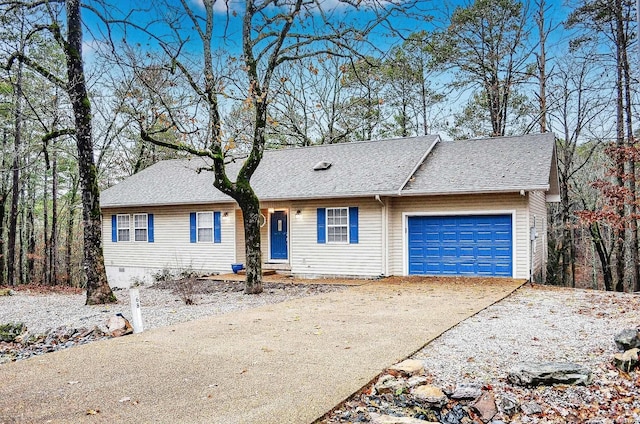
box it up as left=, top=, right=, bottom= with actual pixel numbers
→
left=313, top=161, right=332, bottom=171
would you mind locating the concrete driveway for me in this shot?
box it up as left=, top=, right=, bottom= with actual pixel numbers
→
left=0, top=277, right=524, bottom=424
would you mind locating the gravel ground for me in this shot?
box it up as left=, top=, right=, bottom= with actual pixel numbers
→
left=414, top=284, right=639, bottom=385
left=2, top=280, right=640, bottom=423
left=323, top=284, right=640, bottom=423
left=0, top=279, right=345, bottom=335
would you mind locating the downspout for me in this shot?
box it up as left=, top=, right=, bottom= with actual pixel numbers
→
left=375, top=195, right=388, bottom=276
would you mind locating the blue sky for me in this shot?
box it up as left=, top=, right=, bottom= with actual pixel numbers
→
left=81, top=0, right=575, bottom=60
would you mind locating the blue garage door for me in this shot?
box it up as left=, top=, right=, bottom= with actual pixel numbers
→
left=408, top=215, right=512, bottom=277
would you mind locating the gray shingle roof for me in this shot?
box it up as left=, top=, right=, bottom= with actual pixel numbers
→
left=100, top=133, right=558, bottom=208
left=100, top=135, right=439, bottom=207
left=402, top=133, right=557, bottom=195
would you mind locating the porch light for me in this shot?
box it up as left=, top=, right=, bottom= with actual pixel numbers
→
left=222, top=212, right=230, bottom=221
left=295, top=210, right=302, bottom=219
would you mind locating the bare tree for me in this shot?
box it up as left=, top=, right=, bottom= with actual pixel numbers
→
left=102, top=0, right=397, bottom=293
left=433, top=0, right=534, bottom=137
left=567, top=0, right=638, bottom=292
left=546, top=52, right=611, bottom=287
left=3, top=0, right=115, bottom=303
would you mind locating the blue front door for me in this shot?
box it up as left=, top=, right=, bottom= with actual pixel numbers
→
left=270, top=210, right=288, bottom=260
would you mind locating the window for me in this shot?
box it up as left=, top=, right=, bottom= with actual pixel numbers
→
left=327, top=207, right=348, bottom=243
left=197, top=212, right=213, bottom=242
left=112, top=213, right=154, bottom=243
left=134, top=213, right=148, bottom=242
left=117, top=214, right=130, bottom=242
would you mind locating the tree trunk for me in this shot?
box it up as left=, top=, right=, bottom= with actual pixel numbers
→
left=43, top=147, right=50, bottom=285
left=590, top=223, right=613, bottom=291
left=0, top=130, right=8, bottom=286
left=619, top=5, right=638, bottom=292
left=65, top=0, right=115, bottom=304
left=420, top=62, right=428, bottom=136
left=51, top=154, right=59, bottom=285
left=560, top=176, right=571, bottom=286
left=536, top=0, right=547, bottom=133
left=613, top=0, right=626, bottom=292
left=18, top=181, right=31, bottom=285
left=238, top=195, right=263, bottom=294
left=7, top=47, right=23, bottom=287
left=66, top=176, right=79, bottom=286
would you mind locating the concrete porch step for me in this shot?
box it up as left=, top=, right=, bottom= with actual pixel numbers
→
left=263, top=263, right=291, bottom=272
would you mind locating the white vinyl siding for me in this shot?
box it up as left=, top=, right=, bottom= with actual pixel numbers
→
left=104, top=204, right=236, bottom=287
left=134, top=213, right=148, bottom=242
left=290, top=199, right=381, bottom=277
left=234, top=199, right=383, bottom=277
left=117, top=214, right=130, bottom=242
left=388, top=193, right=530, bottom=279
left=529, top=190, right=548, bottom=281
left=104, top=192, right=538, bottom=286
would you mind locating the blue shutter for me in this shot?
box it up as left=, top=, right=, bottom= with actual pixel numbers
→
left=148, top=214, right=154, bottom=243
left=190, top=212, right=197, bottom=243
left=317, top=208, right=326, bottom=244
left=111, top=215, right=117, bottom=243
left=214, top=211, right=221, bottom=243
left=349, top=207, right=359, bottom=244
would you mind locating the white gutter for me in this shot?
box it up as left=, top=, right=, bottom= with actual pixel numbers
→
left=397, top=136, right=440, bottom=195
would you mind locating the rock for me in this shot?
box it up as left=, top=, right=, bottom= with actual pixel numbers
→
left=613, top=348, right=639, bottom=372
left=449, top=382, right=483, bottom=399
left=407, top=376, right=428, bottom=388
left=442, top=404, right=467, bottom=424
left=375, top=374, right=407, bottom=395
left=411, top=385, right=448, bottom=408
left=498, top=394, right=519, bottom=416
left=520, top=401, right=542, bottom=415
left=106, top=314, right=133, bottom=337
left=388, top=359, right=424, bottom=377
left=614, top=329, right=640, bottom=351
left=507, top=362, right=592, bottom=386
left=471, top=392, right=497, bottom=423
left=369, top=412, right=438, bottom=424
left=0, top=288, right=13, bottom=296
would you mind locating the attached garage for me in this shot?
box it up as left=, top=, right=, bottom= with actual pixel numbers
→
left=407, top=214, right=513, bottom=277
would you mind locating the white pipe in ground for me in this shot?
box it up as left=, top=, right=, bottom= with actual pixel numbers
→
left=129, top=288, right=144, bottom=333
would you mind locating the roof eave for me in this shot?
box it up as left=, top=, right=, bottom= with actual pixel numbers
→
left=397, top=186, right=551, bottom=197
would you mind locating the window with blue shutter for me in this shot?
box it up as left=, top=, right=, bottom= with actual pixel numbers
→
left=214, top=211, right=221, bottom=243
left=190, top=212, right=197, bottom=243
left=111, top=215, right=117, bottom=243
left=349, top=207, right=358, bottom=244
left=317, top=208, right=326, bottom=243
left=148, top=214, right=154, bottom=243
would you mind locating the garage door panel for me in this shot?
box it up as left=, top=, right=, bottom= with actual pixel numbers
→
left=408, top=215, right=512, bottom=277
left=458, top=246, right=475, bottom=257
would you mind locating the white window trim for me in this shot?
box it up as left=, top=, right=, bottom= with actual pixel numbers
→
left=326, top=207, right=349, bottom=244
left=116, top=214, right=131, bottom=242
left=197, top=211, right=214, bottom=243
left=134, top=213, right=148, bottom=242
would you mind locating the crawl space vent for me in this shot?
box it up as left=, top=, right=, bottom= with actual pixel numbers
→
left=313, top=161, right=332, bottom=171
